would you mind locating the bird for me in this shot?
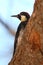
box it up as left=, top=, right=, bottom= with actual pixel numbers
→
left=11, top=12, right=30, bottom=56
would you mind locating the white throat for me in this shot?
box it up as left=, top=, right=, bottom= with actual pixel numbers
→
left=21, top=15, right=27, bottom=22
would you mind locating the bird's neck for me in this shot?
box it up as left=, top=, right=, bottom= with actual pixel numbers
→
left=21, top=20, right=28, bottom=23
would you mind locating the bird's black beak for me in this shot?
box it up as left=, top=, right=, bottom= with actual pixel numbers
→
left=11, top=14, right=21, bottom=20
left=11, top=15, right=18, bottom=18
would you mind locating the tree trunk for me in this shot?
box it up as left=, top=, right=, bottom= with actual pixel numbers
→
left=8, top=0, right=43, bottom=65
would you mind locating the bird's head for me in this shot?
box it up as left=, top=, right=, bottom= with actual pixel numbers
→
left=11, top=12, right=30, bottom=22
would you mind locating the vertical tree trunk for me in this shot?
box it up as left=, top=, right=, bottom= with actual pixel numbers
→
left=8, top=0, right=43, bottom=65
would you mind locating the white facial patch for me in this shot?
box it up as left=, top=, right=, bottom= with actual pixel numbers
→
left=21, top=15, right=27, bottom=22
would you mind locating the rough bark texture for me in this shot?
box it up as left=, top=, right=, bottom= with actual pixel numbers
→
left=8, top=0, right=43, bottom=65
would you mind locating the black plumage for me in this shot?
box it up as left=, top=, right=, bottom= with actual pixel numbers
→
left=11, top=12, right=30, bottom=55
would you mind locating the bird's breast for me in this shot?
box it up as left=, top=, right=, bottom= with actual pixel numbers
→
left=17, top=29, right=24, bottom=47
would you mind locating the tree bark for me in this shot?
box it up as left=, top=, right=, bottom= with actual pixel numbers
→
left=8, top=0, right=43, bottom=65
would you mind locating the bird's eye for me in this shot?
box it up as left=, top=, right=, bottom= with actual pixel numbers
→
left=18, top=14, right=21, bottom=20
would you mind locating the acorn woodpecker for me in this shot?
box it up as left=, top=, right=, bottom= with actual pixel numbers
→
left=11, top=12, right=30, bottom=55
